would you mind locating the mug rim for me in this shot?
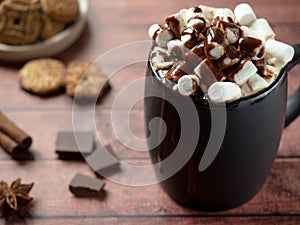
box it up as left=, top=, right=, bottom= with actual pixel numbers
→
left=148, top=60, right=287, bottom=109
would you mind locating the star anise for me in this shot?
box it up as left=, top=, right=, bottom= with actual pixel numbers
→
left=0, top=178, right=34, bottom=211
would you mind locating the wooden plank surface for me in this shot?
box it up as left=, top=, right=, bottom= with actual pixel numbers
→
left=0, top=0, right=300, bottom=224
left=1, top=217, right=300, bottom=225
left=0, top=110, right=299, bottom=161
left=0, top=159, right=299, bottom=218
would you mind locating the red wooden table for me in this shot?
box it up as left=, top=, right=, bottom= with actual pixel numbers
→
left=0, top=0, right=300, bottom=224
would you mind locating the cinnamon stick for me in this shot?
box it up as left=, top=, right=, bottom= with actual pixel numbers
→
left=0, top=112, right=32, bottom=149
left=0, top=131, right=23, bottom=154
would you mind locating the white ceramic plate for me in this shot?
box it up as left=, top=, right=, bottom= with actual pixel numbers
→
left=0, top=0, right=89, bottom=62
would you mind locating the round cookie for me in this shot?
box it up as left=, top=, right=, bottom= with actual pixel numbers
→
left=41, top=13, right=65, bottom=40
left=65, top=60, right=90, bottom=97
left=66, top=60, right=110, bottom=100
left=40, top=0, right=79, bottom=23
left=19, top=58, right=66, bottom=96
left=0, top=0, right=41, bottom=45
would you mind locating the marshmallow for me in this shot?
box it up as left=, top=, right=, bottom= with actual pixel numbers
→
left=240, top=25, right=254, bottom=38
left=216, top=45, right=240, bottom=70
left=167, top=39, right=187, bottom=59
left=266, top=57, right=286, bottom=70
left=155, top=29, right=174, bottom=48
left=247, top=73, right=269, bottom=92
left=265, top=39, right=295, bottom=67
left=185, top=7, right=208, bottom=33
left=151, top=46, right=172, bottom=66
left=178, top=75, right=200, bottom=96
left=225, top=27, right=240, bottom=44
left=205, top=27, right=226, bottom=59
left=234, top=3, right=257, bottom=26
left=241, top=74, right=270, bottom=97
left=151, top=54, right=173, bottom=70
left=216, top=20, right=241, bottom=44
left=208, top=82, right=242, bottom=103
left=198, top=5, right=216, bottom=22
left=166, top=11, right=187, bottom=38
left=179, top=8, right=188, bottom=15
left=166, top=61, right=188, bottom=82
left=181, top=27, right=203, bottom=49
left=250, top=18, right=275, bottom=40
left=148, top=24, right=174, bottom=47
left=205, top=43, right=225, bottom=59
left=152, top=56, right=173, bottom=70
left=264, top=64, right=281, bottom=77
left=217, top=57, right=239, bottom=70
left=214, top=8, right=235, bottom=23
left=187, top=18, right=207, bottom=33
left=239, top=37, right=265, bottom=60
left=264, top=75, right=276, bottom=84
left=241, top=83, right=252, bottom=97
left=148, top=24, right=161, bottom=39
left=228, top=58, right=258, bottom=85
left=186, top=6, right=203, bottom=20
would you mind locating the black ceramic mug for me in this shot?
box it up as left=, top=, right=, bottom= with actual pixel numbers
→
left=144, top=44, right=300, bottom=211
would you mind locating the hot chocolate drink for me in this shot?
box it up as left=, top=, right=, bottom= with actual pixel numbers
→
left=145, top=3, right=300, bottom=211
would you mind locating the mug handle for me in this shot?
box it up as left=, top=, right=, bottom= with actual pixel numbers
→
left=285, top=44, right=300, bottom=127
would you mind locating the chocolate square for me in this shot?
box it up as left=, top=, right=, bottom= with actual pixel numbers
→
left=55, top=131, right=94, bottom=160
left=69, top=173, right=105, bottom=197
left=85, top=143, right=121, bottom=177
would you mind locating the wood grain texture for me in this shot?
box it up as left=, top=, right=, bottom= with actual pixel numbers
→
left=0, top=159, right=299, bottom=218
left=86, top=0, right=300, bottom=25
left=1, top=217, right=300, bottom=225
left=0, top=109, right=299, bottom=160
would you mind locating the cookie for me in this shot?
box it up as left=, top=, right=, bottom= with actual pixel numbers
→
left=40, top=0, right=79, bottom=23
left=19, top=58, right=66, bottom=96
left=66, top=60, right=110, bottom=101
left=40, top=13, right=65, bottom=40
left=0, top=0, right=41, bottom=45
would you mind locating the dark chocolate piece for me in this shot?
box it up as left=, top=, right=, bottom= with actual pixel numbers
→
left=85, top=143, right=120, bottom=177
left=69, top=173, right=105, bottom=197
left=55, top=131, right=95, bottom=160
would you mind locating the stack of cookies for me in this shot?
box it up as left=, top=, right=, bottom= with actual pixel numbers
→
left=19, top=58, right=111, bottom=102
left=0, top=0, right=80, bottom=45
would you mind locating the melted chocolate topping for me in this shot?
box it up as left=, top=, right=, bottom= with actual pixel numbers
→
left=206, top=27, right=225, bottom=44
left=239, top=37, right=263, bottom=58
